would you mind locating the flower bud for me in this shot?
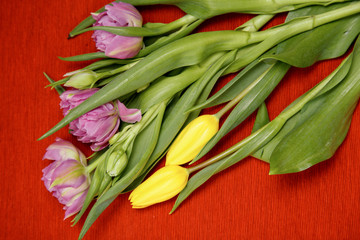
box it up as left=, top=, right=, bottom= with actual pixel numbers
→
left=129, top=166, right=189, bottom=208
left=92, top=2, right=143, bottom=59
left=106, top=150, right=128, bottom=177
left=64, top=70, right=98, bottom=90
left=166, top=115, right=219, bottom=165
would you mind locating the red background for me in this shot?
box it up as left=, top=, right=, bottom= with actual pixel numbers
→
left=1, top=1, right=359, bottom=239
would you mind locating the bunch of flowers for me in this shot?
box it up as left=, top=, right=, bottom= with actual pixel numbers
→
left=40, top=1, right=360, bottom=239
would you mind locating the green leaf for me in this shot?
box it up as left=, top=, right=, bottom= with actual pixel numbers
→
left=251, top=103, right=271, bottom=161
left=78, top=102, right=166, bottom=240
left=255, top=51, right=354, bottom=164
left=251, top=103, right=270, bottom=134
left=43, top=73, right=65, bottom=95
left=269, top=38, right=360, bottom=174
left=194, top=61, right=290, bottom=162
left=59, top=52, right=107, bottom=62
left=188, top=59, right=272, bottom=111
left=263, top=3, right=360, bottom=67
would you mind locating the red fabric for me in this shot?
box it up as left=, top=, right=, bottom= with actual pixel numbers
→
left=1, top=1, right=359, bottom=239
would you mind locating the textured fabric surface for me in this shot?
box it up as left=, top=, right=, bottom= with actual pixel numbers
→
left=0, top=1, right=359, bottom=239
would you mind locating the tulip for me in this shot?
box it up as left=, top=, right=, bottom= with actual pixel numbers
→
left=42, top=138, right=90, bottom=219
left=64, top=70, right=98, bottom=90
left=166, top=115, right=219, bottom=165
left=129, top=165, right=189, bottom=208
left=91, top=2, right=143, bottom=59
left=60, top=89, right=141, bottom=151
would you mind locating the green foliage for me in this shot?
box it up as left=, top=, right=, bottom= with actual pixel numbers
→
left=172, top=38, right=360, bottom=212
left=194, top=2, right=360, bottom=162
left=79, top=102, right=167, bottom=239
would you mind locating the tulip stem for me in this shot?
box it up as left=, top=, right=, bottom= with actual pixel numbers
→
left=86, top=154, right=105, bottom=173
left=214, top=62, right=275, bottom=119
left=96, top=61, right=140, bottom=80
left=187, top=131, right=256, bottom=174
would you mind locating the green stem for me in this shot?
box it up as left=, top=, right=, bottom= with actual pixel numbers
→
left=85, top=155, right=105, bottom=173
left=236, top=14, right=274, bottom=32
left=214, top=62, right=276, bottom=119
left=187, top=129, right=259, bottom=174
left=97, top=61, right=139, bottom=79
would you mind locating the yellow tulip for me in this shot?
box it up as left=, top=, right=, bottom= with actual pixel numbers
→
left=129, top=165, right=189, bottom=208
left=166, top=114, right=219, bottom=165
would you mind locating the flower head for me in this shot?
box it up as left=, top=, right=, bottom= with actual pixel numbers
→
left=129, top=165, right=189, bottom=208
left=60, top=89, right=141, bottom=151
left=166, top=115, right=219, bottom=165
left=92, top=2, right=143, bottom=59
left=42, top=138, right=90, bottom=219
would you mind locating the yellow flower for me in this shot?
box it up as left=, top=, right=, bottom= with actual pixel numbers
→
left=166, top=114, right=219, bottom=165
left=129, top=165, right=189, bottom=208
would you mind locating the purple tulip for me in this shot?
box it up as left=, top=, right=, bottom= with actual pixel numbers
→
left=42, top=138, right=90, bottom=219
left=92, top=2, right=143, bottom=59
left=60, top=88, right=141, bottom=151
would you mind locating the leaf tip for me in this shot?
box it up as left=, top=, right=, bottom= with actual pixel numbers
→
left=169, top=206, right=177, bottom=215
left=268, top=168, right=278, bottom=175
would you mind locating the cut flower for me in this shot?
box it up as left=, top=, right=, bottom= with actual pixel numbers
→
left=129, top=165, right=189, bottom=208
left=42, top=138, right=90, bottom=219
left=60, top=88, right=141, bottom=151
left=92, top=2, right=143, bottom=59
left=166, top=115, right=219, bottom=165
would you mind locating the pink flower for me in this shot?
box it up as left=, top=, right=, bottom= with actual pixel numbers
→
left=42, top=138, right=90, bottom=219
left=60, top=89, right=141, bottom=151
left=92, top=2, right=143, bottom=59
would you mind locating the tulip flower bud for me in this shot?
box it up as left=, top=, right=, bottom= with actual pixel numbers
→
left=91, top=2, right=143, bottom=59
left=166, top=115, right=219, bottom=166
left=64, top=70, right=98, bottom=90
left=106, top=149, right=128, bottom=177
left=129, top=166, right=189, bottom=208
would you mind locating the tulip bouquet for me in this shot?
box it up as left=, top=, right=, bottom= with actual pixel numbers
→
left=40, top=1, right=360, bottom=239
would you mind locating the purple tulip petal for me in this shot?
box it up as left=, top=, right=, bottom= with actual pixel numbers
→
left=106, top=2, right=142, bottom=27
left=42, top=139, right=90, bottom=219
left=60, top=89, right=123, bottom=151
left=105, top=35, right=143, bottom=59
left=43, top=138, right=86, bottom=164
left=91, top=1, right=143, bottom=59
left=57, top=179, right=89, bottom=203
left=117, top=101, right=141, bottom=123
left=64, top=189, right=88, bottom=220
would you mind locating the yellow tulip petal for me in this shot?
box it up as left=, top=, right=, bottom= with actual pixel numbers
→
left=166, top=115, right=219, bottom=165
left=129, top=166, right=189, bottom=208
